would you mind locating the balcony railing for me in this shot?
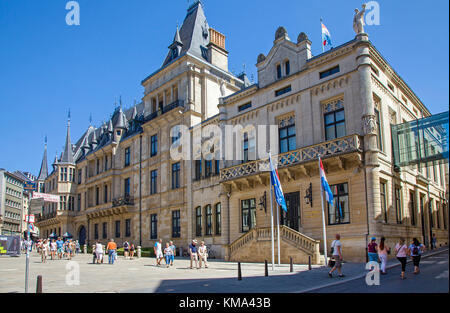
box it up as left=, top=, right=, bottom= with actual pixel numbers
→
left=112, top=195, right=134, bottom=207
left=144, top=99, right=185, bottom=123
left=36, top=211, right=57, bottom=222
left=220, top=134, right=362, bottom=181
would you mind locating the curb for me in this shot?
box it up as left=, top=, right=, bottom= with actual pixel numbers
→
left=294, top=247, right=449, bottom=293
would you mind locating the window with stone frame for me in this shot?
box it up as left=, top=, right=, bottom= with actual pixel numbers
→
left=102, top=222, right=107, bottom=239
left=380, top=181, right=388, bottom=223
left=205, top=205, right=212, bottom=236
left=150, top=214, right=157, bottom=239
left=151, top=134, right=158, bottom=157
left=125, top=219, right=131, bottom=237
left=278, top=115, right=296, bottom=153
left=194, top=159, right=202, bottom=181
left=327, top=183, right=350, bottom=225
left=195, top=206, right=202, bottom=236
left=172, top=162, right=180, bottom=189
left=241, top=198, right=256, bottom=232
left=215, top=203, right=221, bottom=235
left=409, top=190, right=416, bottom=226
left=172, top=210, right=181, bottom=238
left=373, top=95, right=384, bottom=151
left=124, top=147, right=131, bottom=167
left=94, top=224, right=99, bottom=239
left=115, top=220, right=121, bottom=238
left=323, top=98, right=345, bottom=141
left=395, top=186, right=403, bottom=224
left=150, top=170, right=157, bottom=195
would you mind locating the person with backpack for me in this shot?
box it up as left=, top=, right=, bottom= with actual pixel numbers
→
left=328, top=234, right=344, bottom=278
left=409, top=238, right=425, bottom=274
left=395, top=237, right=408, bottom=280
left=123, top=241, right=130, bottom=259
left=377, top=237, right=390, bottom=275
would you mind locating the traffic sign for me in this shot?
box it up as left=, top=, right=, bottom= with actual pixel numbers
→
left=24, top=215, right=35, bottom=223
left=24, top=181, right=36, bottom=191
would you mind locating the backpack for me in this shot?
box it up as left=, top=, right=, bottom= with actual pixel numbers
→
left=412, top=245, right=419, bottom=255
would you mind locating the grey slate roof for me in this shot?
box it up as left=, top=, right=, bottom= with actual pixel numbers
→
left=162, top=1, right=210, bottom=67
left=37, top=144, right=48, bottom=181
left=60, top=119, right=74, bottom=164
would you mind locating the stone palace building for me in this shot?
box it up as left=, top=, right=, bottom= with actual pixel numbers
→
left=35, top=1, right=448, bottom=262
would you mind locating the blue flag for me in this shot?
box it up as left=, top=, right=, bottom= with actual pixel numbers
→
left=269, top=154, right=287, bottom=212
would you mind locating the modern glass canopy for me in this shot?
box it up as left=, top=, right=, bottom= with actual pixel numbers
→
left=391, top=111, right=449, bottom=168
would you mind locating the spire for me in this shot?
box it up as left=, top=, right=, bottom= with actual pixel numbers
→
left=53, top=151, right=59, bottom=166
left=60, top=111, right=74, bottom=164
left=37, top=137, right=48, bottom=181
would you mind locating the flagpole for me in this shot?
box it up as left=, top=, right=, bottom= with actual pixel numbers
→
left=269, top=172, right=275, bottom=271
left=276, top=198, right=281, bottom=266
left=320, top=18, right=324, bottom=53
left=319, top=156, right=328, bottom=266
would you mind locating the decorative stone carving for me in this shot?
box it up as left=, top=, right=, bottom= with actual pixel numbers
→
left=257, top=53, right=266, bottom=63
left=363, top=114, right=377, bottom=135
left=219, top=79, right=226, bottom=97
left=278, top=114, right=295, bottom=128
left=297, top=32, right=308, bottom=43
left=275, top=26, right=288, bottom=40
left=353, top=4, right=366, bottom=35
left=323, top=98, right=344, bottom=113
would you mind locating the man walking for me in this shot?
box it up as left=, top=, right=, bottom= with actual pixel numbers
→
left=189, top=240, right=199, bottom=269
left=56, top=237, right=64, bottom=260
left=106, top=238, right=117, bottom=264
left=154, top=239, right=163, bottom=266
left=169, top=241, right=176, bottom=266
left=328, top=234, right=344, bottom=278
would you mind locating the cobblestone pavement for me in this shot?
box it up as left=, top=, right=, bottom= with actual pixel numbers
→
left=0, top=247, right=447, bottom=293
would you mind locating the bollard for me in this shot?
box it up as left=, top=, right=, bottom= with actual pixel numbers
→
left=290, top=257, right=293, bottom=272
left=264, top=260, right=268, bottom=277
left=83, top=244, right=87, bottom=254
left=36, top=275, right=42, bottom=293
left=237, top=262, right=242, bottom=280
left=308, top=255, right=312, bottom=270
left=137, top=246, right=142, bottom=258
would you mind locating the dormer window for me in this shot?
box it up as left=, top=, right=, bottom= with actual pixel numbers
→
left=276, top=64, right=282, bottom=79
left=171, top=48, right=178, bottom=60
left=285, top=60, right=290, bottom=76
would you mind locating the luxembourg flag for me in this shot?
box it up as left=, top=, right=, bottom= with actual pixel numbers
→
left=319, top=157, right=334, bottom=205
left=269, top=154, right=288, bottom=212
left=321, top=20, right=332, bottom=49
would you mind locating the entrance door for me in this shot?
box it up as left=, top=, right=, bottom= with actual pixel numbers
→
left=78, top=226, right=86, bottom=246
left=280, top=192, right=300, bottom=231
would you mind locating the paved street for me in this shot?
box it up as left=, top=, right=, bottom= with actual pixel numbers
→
left=312, top=250, right=449, bottom=293
left=0, top=248, right=447, bottom=293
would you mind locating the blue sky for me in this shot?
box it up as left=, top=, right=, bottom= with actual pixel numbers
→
left=0, top=0, right=448, bottom=176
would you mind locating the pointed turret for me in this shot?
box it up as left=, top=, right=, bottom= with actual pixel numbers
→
left=60, top=111, right=74, bottom=164
left=37, top=137, right=48, bottom=181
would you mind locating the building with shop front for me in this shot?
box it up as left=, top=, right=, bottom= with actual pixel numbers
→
left=0, top=169, right=26, bottom=236
left=35, top=1, right=448, bottom=262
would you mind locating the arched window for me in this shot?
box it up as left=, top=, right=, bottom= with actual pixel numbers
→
left=195, top=206, right=202, bottom=236
left=215, top=203, right=221, bottom=235
left=205, top=205, right=212, bottom=236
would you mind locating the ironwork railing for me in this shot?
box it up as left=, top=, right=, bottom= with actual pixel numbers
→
left=220, top=134, right=362, bottom=181
left=163, top=99, right=184, bottom=114
left=112, top=195, right=134, bottom=207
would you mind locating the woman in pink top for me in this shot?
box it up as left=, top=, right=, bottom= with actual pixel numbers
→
left=395, top=237, right=408, bottom=280
left=377, top=237, right=390, bottom=274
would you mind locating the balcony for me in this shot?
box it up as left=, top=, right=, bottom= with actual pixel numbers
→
left=36, top=211, right=57, bottom=223
left=220, top=134, right=363, bottom=181
left=112, top=195, right=134, bottom=207
left=145, top=99, right=185, bottom=123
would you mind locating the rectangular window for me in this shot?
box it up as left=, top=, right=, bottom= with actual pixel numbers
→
left=94, top=224, right=99, bottom=240
left=205, top=160, right=212, bottom=178
left=275, top=85, right=291, bottom=97
left=436, top=200, right=441, bottom=229
left=104, top=156, right=108, bottom=171
left=409, top=191, right=416, bottom=226
left=375, top=108, right=383, bottom=151
left=196, top=206, right=202, bottom=236
left=195, top=159, right=202, bottom=181
left=238, top=102, right=252, bottom=112
left=124, top=178, right=130, bottom=196
left=151, top=134, right=158, bottom=157
left=285, top=60, right=290, bottom=76
left=172, top=210, right=181, bottom=238
left=241, top=198, right=256, bottom=232
left=77, top=194, right=81, bottom=211
left=115, top=220, right=120, bottom=238
left=125, top=219, right=131, bottom=237
left=102, top=222, right=107, bottom=239
left=150, top=170, right=157, bottom=195
left=215, top=203, right=221, bottom=235
left=324, top=107, right=346, bottom=140
left=96, top=187, right=99, bottom=206
left=279, top=123, right=296, bottom=153
left=78, top=170, right=82, bottom=184
left=125, top=147, right=131, bottom=167
left=327, top=183, right=350, bottom=225
left=380, top=182, right=387, bottom=223
left=429, top=200, right=434, bottom=228
left=96, top=159, right=100, bottom=175
left=319, top=65, right=340, bottom=79
left=104, top=185, right=108, bottom=203
left=172, top=163, right=180, bottom=189
left=443, top=204, right=448, bottom=230
left=395, top=187, right=403, bottom=224
left=215, top=160, right=220, bottom=175
left=205, top=205, right=212, bottom=236
left=150, top=214, right=157, bottom=239
left=276, top=64, right=282, bottom=79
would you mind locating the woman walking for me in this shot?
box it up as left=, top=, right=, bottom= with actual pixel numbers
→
left=198, top=241, right=209, bottom=268
left=377, top=237, right=390, bottom=274
left=164, top=243, right=173, bottom=268
left=41, top=240, right=49, bottom=263
left=130, top=243, right=135, bottom=260
left=367, top=237, right=379, bottom=263
left=395, top=237, right=408, bottom=279
left=95, top=241, right=104, bottom=264
left=409, top=238, right=425, bottom=274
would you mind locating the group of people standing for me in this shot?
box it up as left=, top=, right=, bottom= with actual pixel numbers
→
left=154, top=239, right=176, bottom=267
left=37, top=237, right=80, bottom=263
left=93, top=238, right=134, bottom=265
left=152, top=239, right=209, bottom=269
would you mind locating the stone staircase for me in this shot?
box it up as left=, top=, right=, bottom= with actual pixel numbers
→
left=226, top=225, right=323, bottom=264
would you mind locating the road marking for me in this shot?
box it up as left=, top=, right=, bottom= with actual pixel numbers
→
left=435, top=270, right=448, bottom=279
left=0, top=269, right=18, bottom=272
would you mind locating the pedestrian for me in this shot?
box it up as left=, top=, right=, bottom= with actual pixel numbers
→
left=92, top=243, right=97, bottom=264
left=106, top=238, right=117, bottom=264
left=41, top=239, right=49, bottom=263
left=169, top=241, right=176, bottom=266
left=123, top=240, right=130, bottom=259
left=431, top=233, right=437, bottom=250
left=56, top=237, right=64, bottom=260
left=328, top=234, right=344, bottom=278
left=409, top=238, right=425, bottom=274
left=75, top=240, right=80, bottom=255
left=50, top=239, right=57, bottom=260
left=377, top=237, right=390, bottom=274
left=164, top=243, right=173, bottom=268
left=154, top=239, right=163, bottom=266
left=198, top=241, right=208, bottom=268
left=367, top=237, right=379, bottom=263
left=130, top=243, right=135, bottom=260
left=95, top=241, right=104, bottom=264
left=395, top=237, right=408, bottom=280
left=189, top=240, right=199, bottom=269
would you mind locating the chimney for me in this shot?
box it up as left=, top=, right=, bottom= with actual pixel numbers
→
left=207, top=28, right=228, bottom=71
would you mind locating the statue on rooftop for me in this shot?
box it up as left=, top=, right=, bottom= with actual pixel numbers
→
left=353, top=4, right=366, bottom=34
